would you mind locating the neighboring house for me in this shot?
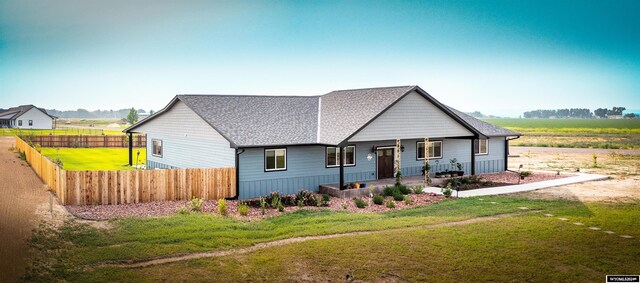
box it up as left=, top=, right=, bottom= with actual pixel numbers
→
left=125, top=86, right=520, bottom=199
left=0, top=105, right=57, bottom=129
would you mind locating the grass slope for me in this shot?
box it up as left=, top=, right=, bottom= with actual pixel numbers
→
left=40, top=148, right=146, bottom=170
left=25, top=197, right=639, bottom=281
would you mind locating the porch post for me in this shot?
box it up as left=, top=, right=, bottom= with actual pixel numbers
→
left=128, top=133, right=133, bottom=166
left=339, top=146, right=345, bottom=190
left=504, top=138, right=509, bottom=171
left=470, top=138, right=476, bottom=175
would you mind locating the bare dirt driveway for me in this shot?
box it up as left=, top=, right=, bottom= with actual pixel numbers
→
left=508, top=146, right=640, bottom=202
left=0, top=137, right=56, bottom=282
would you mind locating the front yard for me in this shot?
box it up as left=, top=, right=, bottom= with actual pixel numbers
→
left=24, top=197, right=639, bottom=282
left=39, top=147, right=146, bottom=170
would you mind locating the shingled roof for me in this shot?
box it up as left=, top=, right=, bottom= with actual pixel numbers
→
left=126, top=86, right=519, bottom=147
left=0, top=105, right=55, bottom=120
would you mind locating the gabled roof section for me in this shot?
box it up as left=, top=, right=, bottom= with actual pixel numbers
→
left=0, top=105, right=56, bottom=120
left=125, top=85, right=520, bottom=147
left=446, top=107, right=520, bottom=137
left=319, top=86, right=417, bottom=145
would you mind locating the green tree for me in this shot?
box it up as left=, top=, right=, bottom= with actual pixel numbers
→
left=126, top=108, right=139, bottom=124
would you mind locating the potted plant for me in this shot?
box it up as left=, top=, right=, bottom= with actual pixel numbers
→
left=354, top=182, right=360, bottom=189
left=456, top=162, right=464, bottom=177
left=449, top=158, right=457, bottom=174
left=361, top=183, right=367, bottom=188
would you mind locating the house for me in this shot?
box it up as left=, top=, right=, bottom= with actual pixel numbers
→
left=0, top=105, right=57, bottom=129
left=124, top=86, right=520, bottom=199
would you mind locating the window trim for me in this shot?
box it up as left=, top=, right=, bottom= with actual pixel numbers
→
left=416, top=140, right=443, bottom=160
left=264, top=148, right=287, bottom=172
left=474, top=139, right=489, bottom=155
left=18, top=120, right=22, bottom=126
left=151, top=139, right=163, bottom=157
left=28, top=120, right=33, bottom=126
left=325, top=145, right=356, bottom=168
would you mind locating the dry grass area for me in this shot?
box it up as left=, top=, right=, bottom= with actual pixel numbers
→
left=508, top=147, right=640, bottom=202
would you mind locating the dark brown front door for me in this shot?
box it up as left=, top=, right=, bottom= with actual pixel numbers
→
left=377, top=148, right=395, bottom=179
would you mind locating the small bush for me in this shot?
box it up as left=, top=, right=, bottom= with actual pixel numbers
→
left=372, top=194, right=385, bottom=205
left=260, top=197, right=266, bottom=215
left=268, top=192, right=281, bottom=209
left=297, top=199, right=304, bottom=208
left=383, top=186, right=396, bottom=196
left=342, top=202, right=348, bottom=209
left=18, top=150, right=26, bottom=161
left=386, top=200, right=396, bottom=208
left=295, top=189, right=316, bottom=206
left=404, top=195, right=411, bottom=205
left=217, top=198, right=227, bottom=216
left=441, top=184, right=453, bottom=197
left=188, top=197, right=204, bottom=212
left=277, top=200, right=285, bottom=212
left=322, top=194, right=331, bottom=202
left=393, top=191, right=404, bottom=201
left=238, top=202, right=249, bottom=216
left=176, top=206, right=190, bottom=215
left=412, top=186, right=424, bottom=194
left=397, top=184, right=411, bottom=195
left=519, top=171, right=532, bottom=178
left=353, top=197, right=367, bottom=208
left=316, top=197, right=325, bottom=207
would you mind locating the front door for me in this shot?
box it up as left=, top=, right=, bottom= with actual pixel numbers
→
left=377, top=148, right=395, bottom=179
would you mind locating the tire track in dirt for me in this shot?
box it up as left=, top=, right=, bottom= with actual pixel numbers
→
left=0, top=137, right=55, bottom=282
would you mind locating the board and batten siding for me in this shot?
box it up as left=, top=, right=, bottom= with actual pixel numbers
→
left=133, top=100, right=235, bottom=169
left=15, top=107, right=53, bottom=129
left=237, top=138, right=507, bottom=199
left=349, top=91, right=472, bottom=142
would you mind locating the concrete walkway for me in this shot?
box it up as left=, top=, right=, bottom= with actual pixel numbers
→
left=423, top=171, right=609, bottom=197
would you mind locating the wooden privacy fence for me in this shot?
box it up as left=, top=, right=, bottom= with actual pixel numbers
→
left=20, top=135, right=146, bottom=148
left=14, top=136, right=236, bottom=205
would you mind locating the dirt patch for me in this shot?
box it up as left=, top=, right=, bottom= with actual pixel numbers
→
left=508, top=147, right=640, bottom=202
left=0, top=137, right=62, bottom=282
left=66, top=193, right=445, bottom=221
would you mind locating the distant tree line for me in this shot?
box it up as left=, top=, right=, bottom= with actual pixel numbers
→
left=47, top=108, right=151, bottom=119
left=523, top=107, right=630, bottom=119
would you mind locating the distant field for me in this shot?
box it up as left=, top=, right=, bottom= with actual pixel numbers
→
left=40, top=148, right=146, bottom=171
left=482, top=118, right=640, bottom=149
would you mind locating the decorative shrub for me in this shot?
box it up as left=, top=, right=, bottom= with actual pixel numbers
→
left=412, top=186, right=424, bottom=194
left=217, top=198, right=227, bottom=216
left=260, top=197, right=266, bottom=215
left=519, top=171, right=532, bottom=178
left=316, top=197, right=325, bottom=207
left=397, top=184, right=411, bottom=195
left=383, top=186, right=396, bottom=197
left=342, top=202, right=348, bottom=209
left=393, top=191, right=404, bottom=201
left=441, top=184, right=453, bottom=197
left=353, top=197, right=367, bottom=208
left=322, top=194, right=331, bottom=202
left=277, top=200, right=285, bottom=212
left=238, top=202, right=249, bottom=216
left=188, top=197, right=203, bottom=212
left=295, top=189, right=316, bottom=206
left=395, top=170, right=403, bottom=186
left=386, top=200, right=396, bottom=208
left=404, top=195, right=411, bottom=205
left=267, top=192, right=281, bottom=208
left=372, top=194, right=385, bottom=205
left=297, top=199, right=304, bottom=208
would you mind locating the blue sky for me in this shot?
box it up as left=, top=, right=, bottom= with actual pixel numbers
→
left=1, top=0, right=638, bottom=117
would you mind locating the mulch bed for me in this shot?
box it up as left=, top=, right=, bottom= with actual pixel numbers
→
left=65, top=171, right=573, bottom=221
left=65, top=193, right=445, bottom=221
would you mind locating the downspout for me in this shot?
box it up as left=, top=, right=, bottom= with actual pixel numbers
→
left=505, top=136, right=521, bottom=171
left=234, top=148, right=245, bottom=200
left=128, top=133, right=133, bottom=166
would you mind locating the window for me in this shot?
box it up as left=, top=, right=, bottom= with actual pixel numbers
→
left=474, top=139, right=488, bottom=155
left=326, top=146, right=356, bottom=167
left=28, top=120, right=33, bottom=126
left=152, top=139, right=163, bottom=157
left=417, top=141, right=443, bottom=159
left=265, top=148, right=286, bottom=171
left=18, top=120, right=22, bottom=126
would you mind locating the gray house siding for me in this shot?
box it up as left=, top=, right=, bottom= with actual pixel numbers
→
left=237, top=138, right=506, bottom=199
left=134, top=100, right=235, bottom=169
left=349, top=91, right=472, bottom=142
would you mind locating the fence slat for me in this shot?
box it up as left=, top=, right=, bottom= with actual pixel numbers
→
left=19, top=135, right=146, bottom=148
left=14, top=136, right=236, bottom=205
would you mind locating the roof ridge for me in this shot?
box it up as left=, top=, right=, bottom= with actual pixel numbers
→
left=324, top=85, right=416, bottom=94
left=177, top=94, right=321, bottom=98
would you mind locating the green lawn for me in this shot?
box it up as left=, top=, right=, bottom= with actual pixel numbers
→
left=0, top=127, right=125, bottom=136
left=40, top=148, right=146, bottom=171
left=23, top=197, right=640, bottom=281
